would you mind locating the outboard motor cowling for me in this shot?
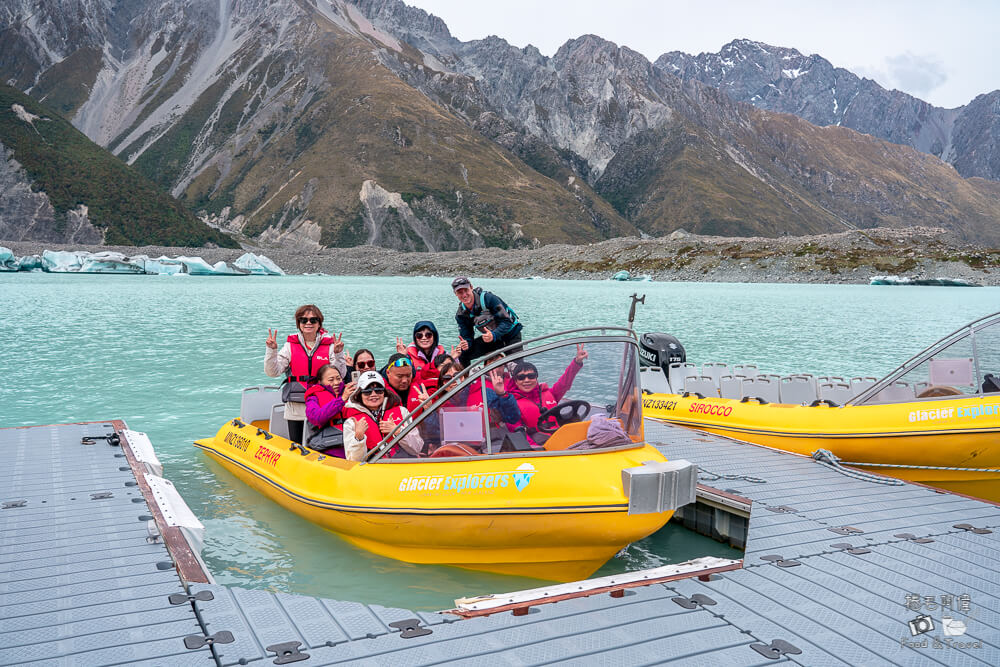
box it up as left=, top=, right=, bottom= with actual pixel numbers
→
left=639, top=333, right=686, bottom=375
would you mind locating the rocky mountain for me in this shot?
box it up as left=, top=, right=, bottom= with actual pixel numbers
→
left=0, top=84, right=236, bottom=246
left=351, top=0, right=1000, bottom=242
left=3, top=1, right=999, bottom=248
left=1, top=0, right=633, bottom=250
left=656, top=39, right=1000, bottom=183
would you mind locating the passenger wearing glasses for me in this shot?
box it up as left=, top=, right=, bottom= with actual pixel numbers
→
left=381, top=352, right=420, bottom=406
left=507, top=344, right=588, bottom=446
left=342, top=372, right=423, bottom=461
left=265, top=304, right=346, bottom=443
left=346, top=348, right=376, bottom=381
left=396, top=321, right=446, bottom=374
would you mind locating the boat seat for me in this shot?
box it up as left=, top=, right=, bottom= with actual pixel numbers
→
left=779, top=376, right=817, bottom=405
left=741, top=376, right=779, bottom=403
left=683, top=376, right=719, bottom=397
left=873, top=381, right=915, bottom=403
left=719, top=375, right=745, bottom=399
left=268, top=404, right=291, bottom=440
left=639, top=366, right=672, bottom=394
left=702, top=363, right=729, bottom=386
left=241, top=386, right=282, bottom=423
left=819, top=382, right=853, bottom=405
left=668, top=362, right=698, bottom=394
left=816, top=376, right=846, bottom=385
left=850, top=376, right=877, bottom=397
left=732, top=364, right=759, bottom=378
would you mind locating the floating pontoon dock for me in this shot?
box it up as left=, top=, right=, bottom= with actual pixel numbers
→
left=2, top=420, right=998, bottom=665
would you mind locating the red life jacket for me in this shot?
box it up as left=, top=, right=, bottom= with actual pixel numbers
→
left=405, top=343, right=445, bottom=373
left=287, top=333, right=334, bottom=389
left=304, top=385, right=345, bottom=429
left=342, top=404, right=406, bottom=457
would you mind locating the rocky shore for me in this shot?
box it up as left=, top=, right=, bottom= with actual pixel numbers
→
left=4, top=227, right=998, bottom=285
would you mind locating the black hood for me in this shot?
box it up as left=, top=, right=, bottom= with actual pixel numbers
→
left=412, top=320, right=439, bottom=349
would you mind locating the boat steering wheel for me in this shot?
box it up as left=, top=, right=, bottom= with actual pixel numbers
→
left=536, top=400, right=591, bottom=434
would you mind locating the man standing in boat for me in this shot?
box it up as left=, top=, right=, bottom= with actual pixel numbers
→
left=453, top=277, right=522, bottom=368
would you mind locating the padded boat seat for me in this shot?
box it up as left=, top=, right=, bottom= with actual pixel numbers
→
left=241, top=386, right=282, bottom=423
left=780, top=376, right=817, bottom=405
left=719, top=375, right=745, bottom=399
left=741, top=376, right=779, bottom=403
left=268, top=404, right=291, bottom=440
left=732, top=364, right=759, bottom=378
left=819, top=382, right=853, bottom=405
left=668, top=362, right=698, bottom=394
left=683, top=375, right=719, bottom=397
left=640, top=366, right=672, bottom=394
left=850, top=376, right=877, bottom=397
left=702, top=363, right=729, bottom=386
left=874, top=381, right=915, bottom=403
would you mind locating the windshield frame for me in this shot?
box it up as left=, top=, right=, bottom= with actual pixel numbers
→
left=364, top=328, right=642, bottom=463
left=847, top=311, right=999, bottom=406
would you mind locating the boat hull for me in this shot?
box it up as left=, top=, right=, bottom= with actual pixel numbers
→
left=196, top=421, right=673, bottom=581
left=643, top=393, right=1000, bottom=503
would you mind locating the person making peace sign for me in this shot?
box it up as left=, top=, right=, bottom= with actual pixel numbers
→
left=265, top=304, right=347, bottom=443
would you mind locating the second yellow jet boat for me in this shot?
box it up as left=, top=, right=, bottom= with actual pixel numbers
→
left=639, top=312, right=1000, bottom=502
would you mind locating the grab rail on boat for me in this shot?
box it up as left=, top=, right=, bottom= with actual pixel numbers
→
left=365, top=332, right=643, bottom=463
left=846, top=310, right=999, bottom=406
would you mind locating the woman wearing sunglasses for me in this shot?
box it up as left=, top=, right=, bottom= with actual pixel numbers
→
left=342, top=372, right=423, bottom=461
left=265, top=304, right=346, bottom=443
left=397, top=321, right=446, bottom=374
left=507, top=344, right=588, bottom=446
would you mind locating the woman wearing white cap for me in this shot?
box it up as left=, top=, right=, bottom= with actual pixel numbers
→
left=342, top=371, right=424, bottom=461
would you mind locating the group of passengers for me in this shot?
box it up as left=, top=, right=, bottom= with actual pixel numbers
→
left=264, top=277, right=586, bottom=461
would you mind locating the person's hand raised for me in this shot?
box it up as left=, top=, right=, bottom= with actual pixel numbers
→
left=457, top=337, right=469, bottom=352
left=482, top=329, right=494, bottom=343
left=396, top=337, right=407, bottom=354
left=341, top=381, right=357, bottom=400
left=489, top=369, right=505, bottom=394
left=354, top=418, right=368, bottom=438
left=266, top=329, right=278, bottom=349
left=379, top=417, right=399, bottom=435
left=415, top=383, right=431, bottom=403
left=332, top=332, right=345, bottom=354
left=574, top=343, right=588, bottom=364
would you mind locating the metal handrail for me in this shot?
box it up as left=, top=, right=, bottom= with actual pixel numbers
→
left=364, top=333, right=641, bottom=463
left=847, top=311, right=999, bottom=405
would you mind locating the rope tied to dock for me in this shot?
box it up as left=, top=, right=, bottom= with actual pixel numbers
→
left=811, top=449, right=906, bottom=485
left=833, top=461, right=1000, bottom=473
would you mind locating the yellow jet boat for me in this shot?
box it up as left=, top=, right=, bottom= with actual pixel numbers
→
left=638, top=312, right=1000, bottom=502
left=196, top=329, right=696, bottom=582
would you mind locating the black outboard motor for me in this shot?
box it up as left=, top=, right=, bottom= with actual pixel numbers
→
left=639, top=333, right=686, bottom=375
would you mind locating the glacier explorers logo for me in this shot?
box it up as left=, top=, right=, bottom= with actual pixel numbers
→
left=398, top=463, right=537, bottom=494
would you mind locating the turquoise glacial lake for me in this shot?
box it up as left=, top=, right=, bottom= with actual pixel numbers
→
left=1, top=273, right=997, bottom=609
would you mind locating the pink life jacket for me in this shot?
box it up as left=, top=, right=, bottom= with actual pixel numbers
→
left=287, top=333, right=333, bottom=389
left=406, top=343, right=445, bottom=373
left=304, top=384, right=345, bottom=429
left=510, top=384, right=559, bottom=433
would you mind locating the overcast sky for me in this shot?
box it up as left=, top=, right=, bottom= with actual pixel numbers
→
left=407, top=0, right=998, bottom=109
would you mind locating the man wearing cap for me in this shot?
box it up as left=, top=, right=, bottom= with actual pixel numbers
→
left=452, top=277, right=523, bottom=368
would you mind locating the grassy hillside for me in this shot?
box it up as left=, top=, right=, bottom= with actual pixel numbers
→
left=0, top=84, right=237, bottom=247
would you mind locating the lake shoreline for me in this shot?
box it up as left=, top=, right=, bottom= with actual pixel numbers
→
left=4, top=226, right=998, bottom=285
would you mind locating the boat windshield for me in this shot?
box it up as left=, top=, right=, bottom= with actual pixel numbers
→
left=852, top=312, right=1000, bottom=405
left=368, top=332, right=644, bottom=461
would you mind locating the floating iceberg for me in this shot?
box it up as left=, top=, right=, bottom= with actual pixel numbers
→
left=870, top=275, right=980, bottom=287
left=2, top=249, right=285, bottom=276
left=611, top=270, right=652, bottom=282
left=0, top=247, right=16, bottom=271
left=612, top=270, right=631, bottom=281
left=234, top=252, right=285, bottom=276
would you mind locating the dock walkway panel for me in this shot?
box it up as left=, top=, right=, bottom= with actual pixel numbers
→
left=0, top=423, right=211, bottom=666
left=4, top=420, right=1000, bottom=665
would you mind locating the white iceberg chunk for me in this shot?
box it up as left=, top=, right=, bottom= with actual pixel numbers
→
left=41, top=250, right=90, bottom=272
left=0, top=247, right=16, bottom=271
left=234, top=252, right=285, bottom=275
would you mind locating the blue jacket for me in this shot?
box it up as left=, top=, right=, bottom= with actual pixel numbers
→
left=455, top=288, right=522, bottom=341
